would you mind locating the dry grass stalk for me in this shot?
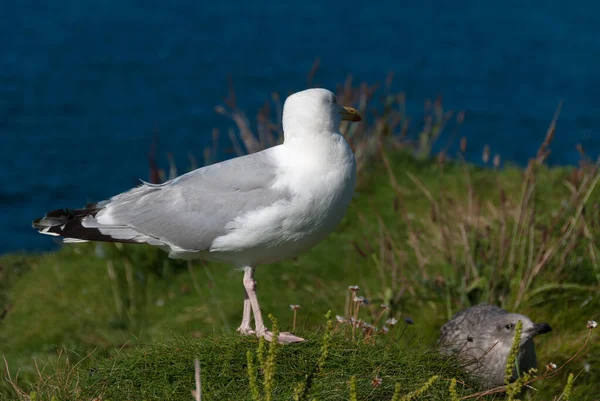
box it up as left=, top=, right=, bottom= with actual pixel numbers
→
left=192, top=359, right=202, bottom=401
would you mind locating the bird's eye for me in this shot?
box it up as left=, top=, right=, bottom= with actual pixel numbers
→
left=505, top=323, right=515, bottom=330
left=332, top=96, right=337, bottom=104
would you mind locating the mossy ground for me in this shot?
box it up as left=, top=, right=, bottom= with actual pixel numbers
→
left=1, top=150, right=599, bottom=400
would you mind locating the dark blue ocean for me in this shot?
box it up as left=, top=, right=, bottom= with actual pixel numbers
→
left=2, top=1, right=599, bottom=254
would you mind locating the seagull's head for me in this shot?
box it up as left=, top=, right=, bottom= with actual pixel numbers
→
left=493, top=313, right=552, bottom=345
left=282, top=88, right=361, bottom=138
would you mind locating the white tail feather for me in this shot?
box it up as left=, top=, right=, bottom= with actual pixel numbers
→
left=63, top=238, right=90, bottom=244
left=40, top=227, right=61, bottom=236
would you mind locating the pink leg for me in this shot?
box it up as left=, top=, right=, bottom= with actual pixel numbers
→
left=236, top=290, right=254, bottom=335
left=242, top=266, right=304, bottom=344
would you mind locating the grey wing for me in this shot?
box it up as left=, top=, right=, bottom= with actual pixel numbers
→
left=84, top=148, right=291, bottom=251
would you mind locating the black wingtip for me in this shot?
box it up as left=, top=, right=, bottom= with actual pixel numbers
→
left=32, top=205, right=138, bottom=244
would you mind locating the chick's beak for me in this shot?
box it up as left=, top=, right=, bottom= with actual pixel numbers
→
left=528, top=322, right=552, bottom=336
left=340, top=106, right=362, bottom=122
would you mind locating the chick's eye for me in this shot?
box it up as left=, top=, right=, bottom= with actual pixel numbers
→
left=333, top=96, right=337, bottom=104
left=505, top=323, right=515, bottom=330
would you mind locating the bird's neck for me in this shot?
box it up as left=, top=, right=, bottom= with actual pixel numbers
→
left=282, top=130, right=353, bottom=168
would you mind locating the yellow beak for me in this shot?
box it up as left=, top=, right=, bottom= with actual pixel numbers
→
left=340, top=106, right=362, bottom=122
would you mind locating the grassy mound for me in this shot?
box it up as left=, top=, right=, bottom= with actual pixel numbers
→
left=66, top=331, right=477, bottom=401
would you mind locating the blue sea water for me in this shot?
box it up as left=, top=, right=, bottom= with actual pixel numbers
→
left=2, top=1, right=600, bottom=254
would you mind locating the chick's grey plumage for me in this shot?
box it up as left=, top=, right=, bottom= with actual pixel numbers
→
left=439, top=304, right=552, bottom=388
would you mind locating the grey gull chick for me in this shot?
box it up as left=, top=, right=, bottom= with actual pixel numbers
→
left=438, top=304, right=552, bottom=388
left=32, top=88, right=361, bottom=344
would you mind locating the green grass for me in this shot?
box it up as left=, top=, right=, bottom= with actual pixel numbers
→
left=1, top=147, right=599, bottom=400
left=65, top=332, right=478, bottom=401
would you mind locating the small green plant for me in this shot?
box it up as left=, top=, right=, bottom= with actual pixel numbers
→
left=248, top=311, right=336, bottom=401
left=561, top=372, right=575, bottom=401
left=505, top=368, right=536, bottom=401
left=246, top=314, right=280, bottom=401
left=505, top=320, right=524, bottom=385
left=400, top=375, right=440, bottom=401
left=390, top=382, right=402, bottom=401
left=449, top=378, right=459, bottom=401
left=348, top=376, right=357, bottom=401
left=387, top=375, right=440, bottom=401
left=247, top=348, right=261, bottom=401
left=263, top=316, right=279, bottom=401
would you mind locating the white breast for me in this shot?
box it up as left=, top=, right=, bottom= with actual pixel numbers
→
left=209, top=133, right=356, bottom=266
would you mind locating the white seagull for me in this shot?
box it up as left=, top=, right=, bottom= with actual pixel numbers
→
left=33, top=88, right=361, bottom=343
